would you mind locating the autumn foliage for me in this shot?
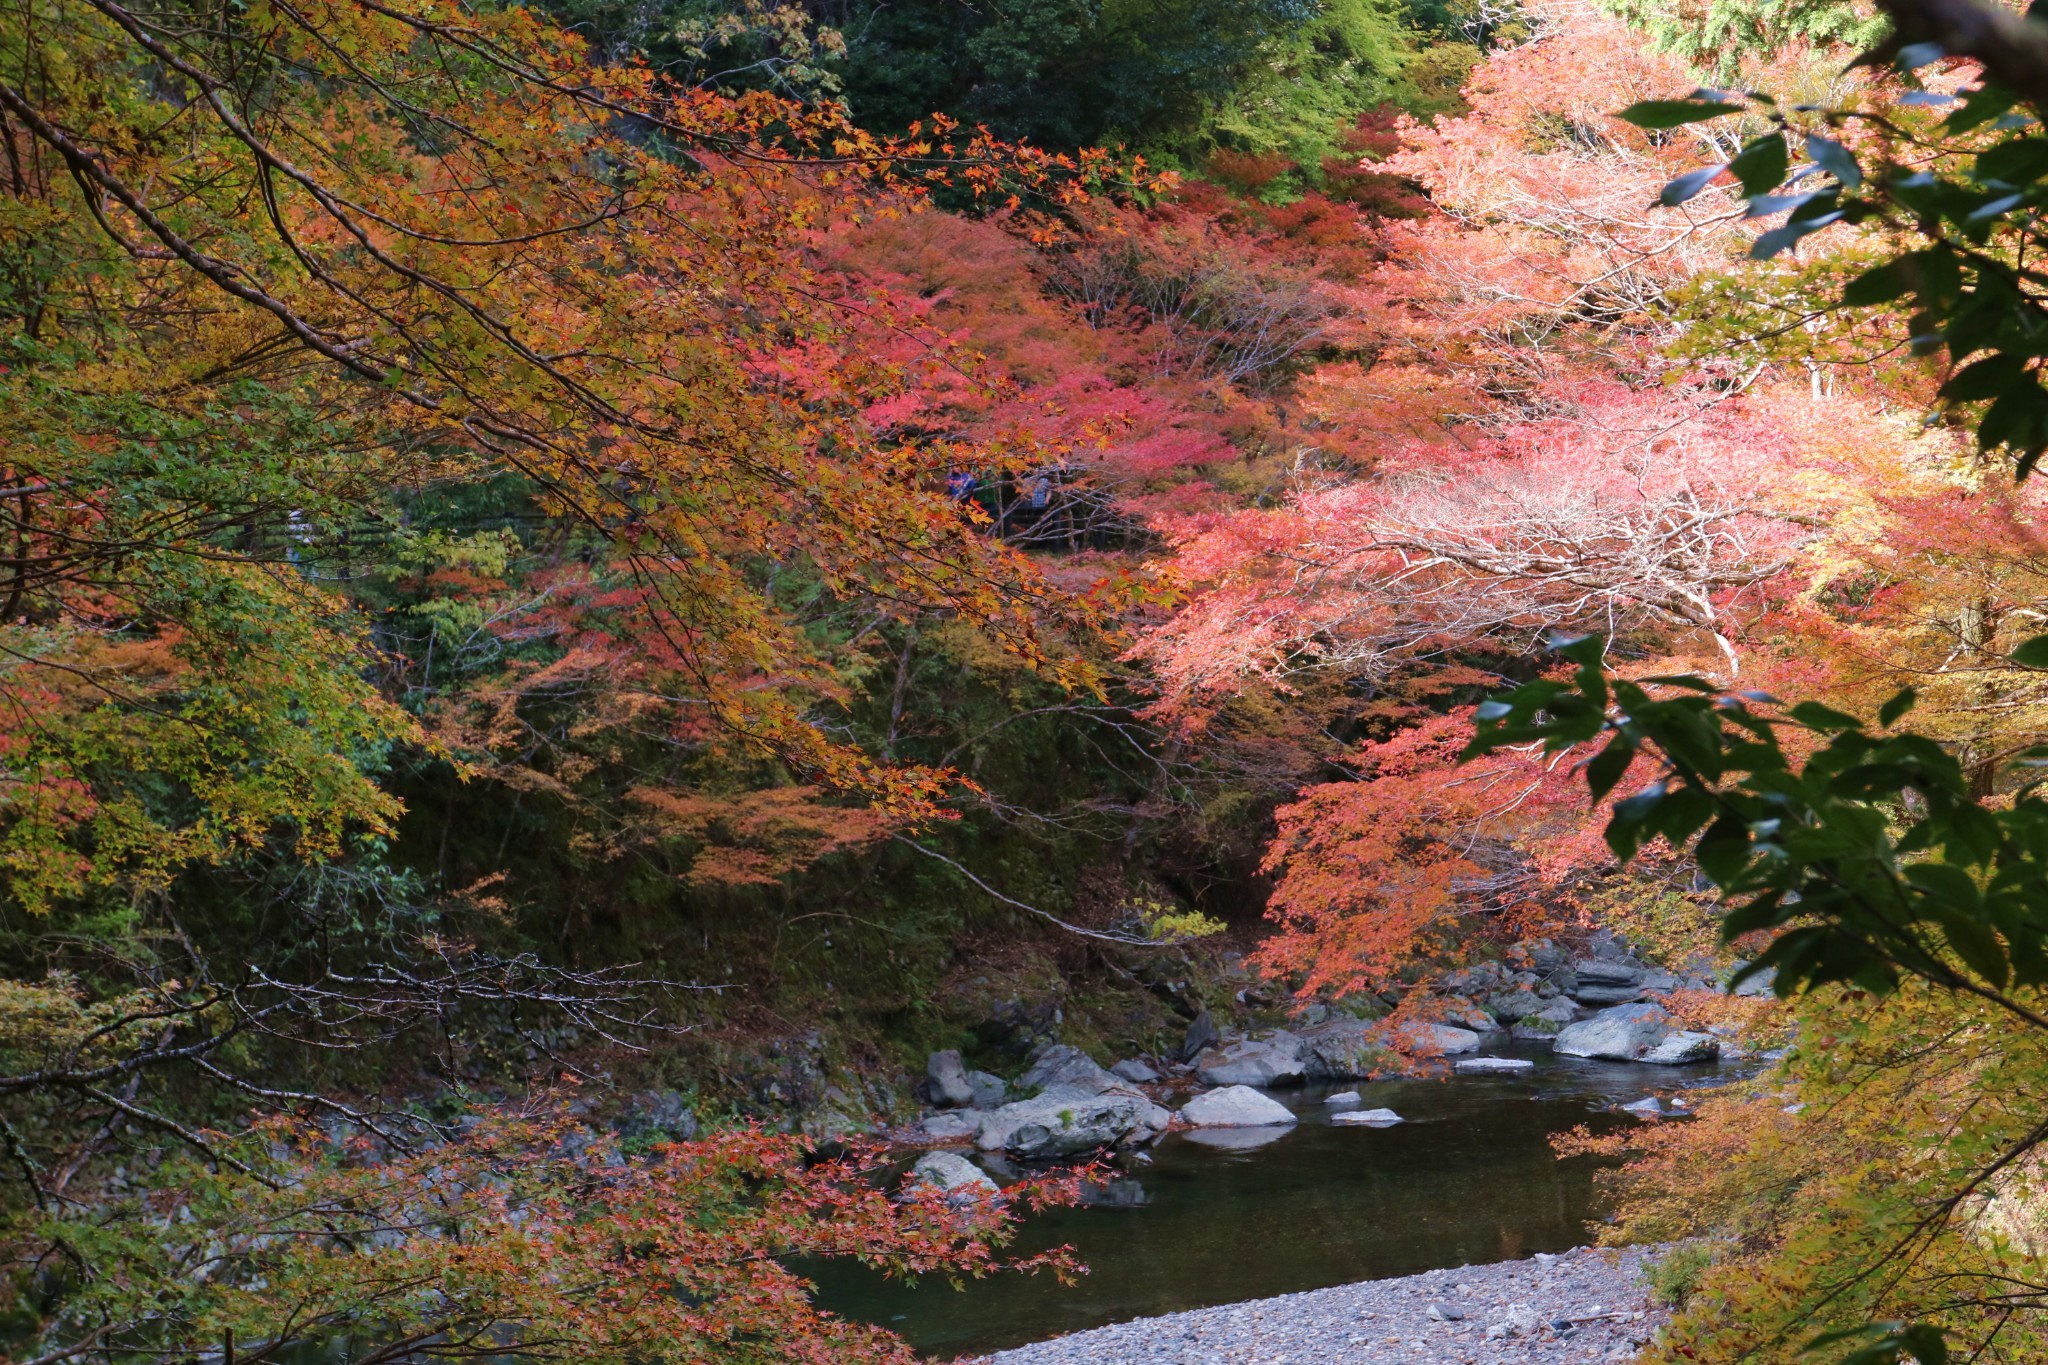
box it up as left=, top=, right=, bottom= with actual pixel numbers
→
left=17, top=0, right=2048, bottom=1357
left=40, top=1105, right=1081, bottom=1365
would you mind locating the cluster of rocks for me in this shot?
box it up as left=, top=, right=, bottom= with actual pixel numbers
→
left=904, top=935, right=1753, bottom=1163
left=985, top=1245, right=1667, bottom=1364
left=1434, top=934, right=1761, bottom=1041
left=912, top=1013, right=1433, bottom=1159
left=1190, top=1015, right=1470, bottom=1087
left=914, top=1045, right=1175, bottom=1160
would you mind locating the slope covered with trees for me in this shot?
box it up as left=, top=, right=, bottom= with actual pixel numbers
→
left=10, top=0, right=2048, bottom=1359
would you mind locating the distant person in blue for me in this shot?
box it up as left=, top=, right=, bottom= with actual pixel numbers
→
left=946, top=468, right=978, bottom=503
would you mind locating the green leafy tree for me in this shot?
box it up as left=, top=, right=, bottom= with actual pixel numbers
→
left=1600, top=0, right=1886, bottom=82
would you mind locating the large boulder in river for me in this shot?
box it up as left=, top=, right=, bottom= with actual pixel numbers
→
left=1197, top=1033, right=1311, bottom=1087
left=1389, top=1021, right=1482, bottom=1056
left=927, top=1050, right=975, bottom=1108
left=1017, top=1044, right=1124, bottom=1096
left=1554, top=1002, right=1672, bottom=1061
left=1454, top=1056, right=1536, bottom=1075
left=1180, top=1085, right=1298, bottom=1128
left=908, top=1150, right=998, bottom=1204
left=1642, top=1030, right=1720, bottom=1064
left=1297, top=1018, right=1393, bottom=1078
left=976, top=1087, right=1168, bottom=1158
left=1571, top=959, right=1648, bottom=1005
left=1181, top=1009, right=1222, bottom=1060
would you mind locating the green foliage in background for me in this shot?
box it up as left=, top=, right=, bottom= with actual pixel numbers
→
left=1598, top=0, right=1885, bottom=81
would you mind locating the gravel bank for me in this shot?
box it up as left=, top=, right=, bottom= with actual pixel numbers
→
left=982, top=1246, right=1666, bottom=1365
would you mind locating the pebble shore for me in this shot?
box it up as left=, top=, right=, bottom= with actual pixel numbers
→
left=982, top=1246, right=1665, bottom=1365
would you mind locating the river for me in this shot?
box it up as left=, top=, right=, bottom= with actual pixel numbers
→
left=809, top=1039, right=1738, bottom=1358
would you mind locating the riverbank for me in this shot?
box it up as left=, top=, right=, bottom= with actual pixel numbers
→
left=981, top=1245, right=1664, bottom=1364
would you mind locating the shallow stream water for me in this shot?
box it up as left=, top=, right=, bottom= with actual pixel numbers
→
left=808, top=1040, right=1739, bottom=1359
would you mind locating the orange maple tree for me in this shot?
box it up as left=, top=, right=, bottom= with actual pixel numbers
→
left=0, top=0, right=1171, bottom=907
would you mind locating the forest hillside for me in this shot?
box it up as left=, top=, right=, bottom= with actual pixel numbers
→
left=6, top=0, right=2048, bottom=1360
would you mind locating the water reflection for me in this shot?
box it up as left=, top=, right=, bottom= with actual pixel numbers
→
left=808, top=1040, right=1732, bottom=1358
left=1178, top=1125, right=1295, bottom=1152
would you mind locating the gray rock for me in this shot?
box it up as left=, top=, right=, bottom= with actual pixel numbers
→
left=914, top=1110, right=983, bottom=1140
left=1428, top=1303, right=1466, bottom=1322
left=1641, top=1030, right=1720, bottom=1064
left=927, top=1050, right=975, bottom=1108
left=1331, top=1107, right=1404, bottom=1126
left=1554, top=1002, right=1672, bottom=1061
left=976, top=1087, right=1159, bottom=1158
left=909, top=1150, right=998, bottom=1203
left=1018, top=1044, right=1124, bottom=1097
left=1574, top=983, right=1647, bottom=1006
left=1297, top=1017, right=1392, bottom=1078
left=1197, top=1033, right=1310, bottom=1087
left=1730, top=963, right=1777, bottom=998
left=974, top=995, right=1062, bottom=1056
left=1118, top=1093, right=1175, bottom=1145
left=1619, top=1096, right=1665, bottom=1118
left=968, top=1070, right=1008, bottom=1109
left=1330, top=990, right=1386, bottom=1019
left=1511, top=997, right=1579, bottom=1040
left=1575, top=958, right=1644, bottom=986
left=1180, top=1085, right=1298, bottom=1128
left=1181, top=1010, right=1221, bottom=1060
left=1388, top=1021, right=1482, bottom=1056
left=1638, top=971, right=1681, bottom=993
left=617, top=1089, right=698, bottom=1142
left=1436, top=963, right=1507, bottom=996
left=1325, top=1089, right=1364, bottom=1108
left=806, top=1085, right=870, bottom=1140
left=1582, top=930, right=1639, bottom=962
left=1454, top=1056, right=1536, bottom=1075
left=1486, top=987, right=1547, bottom=1021
left=1110, top=1058, right=1161, bottom=1084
